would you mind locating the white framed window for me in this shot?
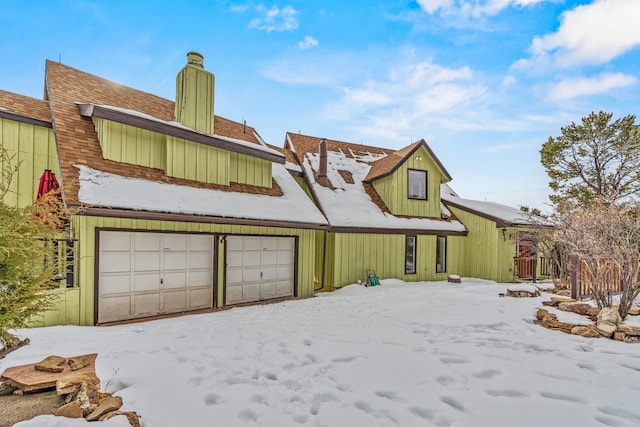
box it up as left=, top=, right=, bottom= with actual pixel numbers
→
left=408, top=169, right=427, bottom=200
left=436, top=236, right=446, bottom=273
left=405, top=235, right=417, bottom=274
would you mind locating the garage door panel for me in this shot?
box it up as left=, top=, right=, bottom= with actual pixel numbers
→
left=243, top=250, right=261, bottom=266
left=100, top=275, right=131, bottom=294
left=189, top=252, right=212, bottom=269
left=277, top=280, right=294, bottom=297
left=133, top=293, right=160, bottom=315
left=189, top=287, right=212, bottom=308
left=262, top=266, right=277, bottom=281
left=278, top=238, right=294, bottom=250
left=189, top=270, right=213, bottom=286
left=163, top=271, right=187, bottom=288
left=133, top=273, right=161, bottom=291
left=100, top=232, right=131, bottom=251
left=134, top=233, right=161, bottom=251
left=163, top=234, right=187, bottom=251
left=262, top=251, right=277, bottom=265
left=163, top=253, right=187, bottom=270
left=226, top=268, right=243, bottom=285
left=226, top=284, right=243, bottom=305
left=262, top=239, right=278, bottom=250
left=99, top=295, right=131, bottom=321
left=100, top=253, right=131, bottom=274
left=278, top=250, right=293, bottom=264
left=190, top=235, right=212, bottom=251
left=260, top=281, right=277, bottom=299
left=243, top=267, right=262, bottom=282
left=163, top=290, right=187, bottom=312
left=134, top=253, right=161, bottom=271
left=277, top=264, right=293, bottom=280
left=242, top=283, right=261, bottom=302
left=243, top=237, right=262, bottom=250
left=227, top=252, right=243, bottom=268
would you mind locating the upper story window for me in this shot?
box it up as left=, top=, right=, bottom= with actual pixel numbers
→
left=408, top=169, right=427, bottom=200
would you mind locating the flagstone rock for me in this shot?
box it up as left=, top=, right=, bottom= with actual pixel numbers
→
left=617, top=324, right=640, bottom=336
left=598, top=308, right=622, bottom=326
left=34, top=355, right=67, bottom=373
left=628, top=306, right=640, bottom=316
left=570, top=326, right=600, bottom=338
left=101, top=411, right=141, bottom=427
left=68, top=356, right=90, bottom=371
left=542, top=297, right=575, bottom=307
left=557, top=302, right=593, bottom=316
left=613, top=332, right=626, bottom=342
left=541, top=314, right=574, bottom=334
left=76, top=381, right=100, bottom=417
left=596, top=322, right=617, bottom=337
left=86, top=395, right=123, bottom=421
left=536, top=308, right=549, bottom=321
left=56, top=372, right=100, bottom=395
left=54, top=400, right=83, bottom=418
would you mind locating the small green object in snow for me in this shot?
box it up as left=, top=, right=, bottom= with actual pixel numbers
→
left=367, top=270, right=379, bottom=286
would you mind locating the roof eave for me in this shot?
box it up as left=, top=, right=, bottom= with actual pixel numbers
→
left=0, top=109, right=52, bottom=128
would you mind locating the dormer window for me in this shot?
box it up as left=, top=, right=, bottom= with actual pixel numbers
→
left=408, top=169, right=427, bottom=200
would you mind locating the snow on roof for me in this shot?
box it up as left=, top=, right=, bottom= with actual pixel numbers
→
left=302, top=150, right=465, bottom=232
left=77, top=163, right=327, bottom=225
left=441, top=184, right=535, bottom=226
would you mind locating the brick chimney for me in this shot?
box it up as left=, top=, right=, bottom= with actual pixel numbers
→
left=175, top=51, right=215, bottom=135
left=317, top=138, right=329, bottom=187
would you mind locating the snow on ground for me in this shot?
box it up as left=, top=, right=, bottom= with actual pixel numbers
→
left=4, top=279, right=640, bottom=427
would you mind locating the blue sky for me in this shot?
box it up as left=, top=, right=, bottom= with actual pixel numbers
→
left=1, top=0, right=639, bottom=211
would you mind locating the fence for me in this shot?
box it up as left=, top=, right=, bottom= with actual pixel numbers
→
left=513, top=256, right=550, bottom=282
left=569, top=254, right=622, bottom=299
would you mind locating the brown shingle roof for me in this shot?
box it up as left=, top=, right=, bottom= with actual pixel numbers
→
left=44, top=60, right=280, bottom=206
left=0, top=89, right=51, bottom=124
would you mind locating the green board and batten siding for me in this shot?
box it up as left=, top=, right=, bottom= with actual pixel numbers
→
left=72, top=215, right=317, bottom=326
left=372, top=146, right=444, bottom=218
left=93, top=118, right=166, bottom=170
left=447, top=206, right=515, bottom=283
left=0, top=117, right=59, bottom=207
left=93, top=118, right=272, bottom=188
left=319, top=232, right=463, bottom=289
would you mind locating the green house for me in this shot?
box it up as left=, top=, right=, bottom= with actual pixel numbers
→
left=284, top=133, right=544, bottom=289
left=1, top=52, right=327, bottom=326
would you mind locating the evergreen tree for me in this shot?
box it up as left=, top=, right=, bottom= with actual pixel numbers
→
left=0, top=144, right=63, bottom=350
left=540, top=111, right=640, bottom=206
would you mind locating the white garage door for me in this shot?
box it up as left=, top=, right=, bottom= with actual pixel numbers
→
left=226, top=236, right=295, bottom=305
left=98, top=231, right=213, bottom=323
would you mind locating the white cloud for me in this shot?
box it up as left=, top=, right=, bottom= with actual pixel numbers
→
left=515, top=0, right=640, bottom=71
left=546, top=72, right=637, bottom=101
left=298, top=35, right=318, bottom=50
left=249, top=5, right=298, bottom=32
left=229, top=4, right=249, bottom=13
left=416, top=0, right=549, bottom=18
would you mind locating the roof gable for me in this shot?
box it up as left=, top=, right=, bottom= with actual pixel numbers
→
left=38, top=60, right=322, bottom=225
left=286, top=132, right=465, bottom=234
left=364, top=139, right=452, bottom=183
